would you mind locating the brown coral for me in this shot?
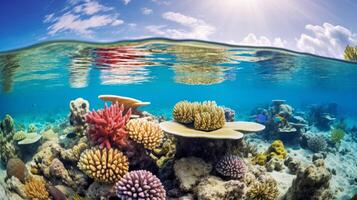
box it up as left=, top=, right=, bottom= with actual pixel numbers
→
left=78, top=147, right=129, bottom=183
left=126, top=119, right=163, bottom=150
left=246, top=179, right=279, bottom=200
left=6, top=158, right=27, bottom=183
left=173, top=101, right=199, bottom=124
left=24, top=176, right=50, bottom=200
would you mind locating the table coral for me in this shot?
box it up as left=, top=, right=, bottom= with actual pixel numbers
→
left=24, top=177, right=50, bottom=200
left=126, top=118, right=163, bottom=150
left=78, top=147, right=129, bottom=183
left=86, top=103, right=132, bottom=149
left=114, top=170, right=166, bottom=200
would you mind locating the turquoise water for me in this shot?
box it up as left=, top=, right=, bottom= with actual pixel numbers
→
left=1, top=39, right=357, bottom=123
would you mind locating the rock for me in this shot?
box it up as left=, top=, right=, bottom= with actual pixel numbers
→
left=178, top=194, right=195, bottom=200
left=86, top=182, right=116, bottom=200
left=312, top=153, right=326, bottom=161
left=47, top=185, right=67, bottom=200
left=0, top=183, right=9, bottom=200
left=284, top=157, right=302, bottom=174
left=174, top=157, right=212, bottom=191
left=42, top=129, right=58, bottom=142
left=195, top=176, right=245, bottom=200
left=69, top=98, right=89, bottom=126
left=49, top=158, right=74, bottom=187
left=266, top=157, right=285, bottom=172
left=283, top=159, right=335, bottom=200
left=5, top=176, right=27, bottom=198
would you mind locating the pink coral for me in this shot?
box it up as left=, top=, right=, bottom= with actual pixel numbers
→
left=86, top=103, right=131, bottom=149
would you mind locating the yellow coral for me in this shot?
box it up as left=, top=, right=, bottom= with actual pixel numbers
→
left=149, top=134, right=176, bottom=168
left=126, top=119, right=164, bottom=150
left=246, top=179, right=279, bottom=200
left=267, top=140, right=287, bottom=160
left=78, top=147, right=129, bottom=183
left=13, top=131, right=26, bottom=141
left=194, top=106, right=225, bottom=131
left=252, top=153, right=268, bottom=166
left=24, top=177, right=50, bottom=200
left=173, top=101, right=199, bottom=124
left=173, top=100, right=225, bottom=131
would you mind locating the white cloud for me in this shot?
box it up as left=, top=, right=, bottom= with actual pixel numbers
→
left=296, top=23, right=357, bottom=58
left=151, top=0, right=171, bottom=5
left=44, top=0, right=124, bottom=37
left=239, top=33, right=287, bottom=48
left=146, top=12, right=215, bottom=40
left=141, top=7, right=153, bottom=15
left=122, top=0, right=131, bottom=5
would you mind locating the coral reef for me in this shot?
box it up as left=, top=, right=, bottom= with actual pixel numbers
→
left=307, top=135, right=327, bottom=152
left=49, top=158, right=74, bottom=187
left=1, top=114, right=15, bottom=137
left=126, top=118, right=164, bottom=150
left=246, top=178, right=279, bottom=200
left=215, top=155, right=246, bottom=179
left=149, top=134, right=176, bottom=168
left=196, top=176, right=246, bottom=200
left=283, top=159, right=335, bottom=200
left=114, top=170, right=166, bottom=200
left=6, top=158, right=27, bottom=183
left=24, top=177, right=50, bottom=200
left=78, top=147, right=129, bottom=183
left=284, top=156, right=302, bottom=174
left=86, top=103, right=132, bottom=149
left=194, top=105, right=225, bottom=131
left=174, top=157, right=212, bottom=191
left=60, top=136, right=88, bottom=162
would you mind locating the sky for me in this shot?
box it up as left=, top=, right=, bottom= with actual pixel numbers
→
left=1, top=0, right=357, bottom=59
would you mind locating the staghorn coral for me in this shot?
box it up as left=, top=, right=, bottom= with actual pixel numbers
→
left=307, top=135, right=327, bottom=153
left=215, top=155, right=246, bottom=179
left=114, top=170, right=166, bottom=200
left=86, top=103, right=132, bottom=149
left=246, top=179, right=279, bottom=200
left=173, top=100, right=199, bottom=124
left=24, top=177, right=50, bottom=200
left=126, top=118, right=164, bottom=150
left=6, top=158, right=27, bottom=183
left=78, top=147, right=129, bottom=183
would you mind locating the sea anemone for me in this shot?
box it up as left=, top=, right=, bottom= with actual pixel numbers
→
left=78, top=147, right=129, bottom=183
left=216, top=155, right=246, bottom=179
left=115, top=170, right=166, bottom=200
left=86, top=103, right=131, bottom=149
left=24, top=176, right=50, bottom=200
left=126, top=119, right=163, bottom=150
left=246, top=179, right=279, bottom=200
left=307, top=135, right=327, bottom=153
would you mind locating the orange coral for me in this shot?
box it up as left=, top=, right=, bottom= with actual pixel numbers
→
left=24, top=176, right=50, bottom=200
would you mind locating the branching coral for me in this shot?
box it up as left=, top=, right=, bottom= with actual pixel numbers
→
left=173, top=100, right=225, bottom=131
left=246, top=179, right=279, bottom=200
left=173, top=101, right=199, bottom=124
left=24, top=177, right=50, bottom=200
left=78, top=147, right=129, bottom=183
left=126, top=119, right=163, bottom=150
left=215, top=155, right=246, bottom=179
left=86, top=103, right=131, bottom=149
left=114, top=170, right=166, bottom=200
left=307, top=135, right=327, bottom=152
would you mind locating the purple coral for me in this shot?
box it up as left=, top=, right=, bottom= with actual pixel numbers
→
left=114, top=170, right=166, bottom=200
left=216, top=155, right=246, bottom=179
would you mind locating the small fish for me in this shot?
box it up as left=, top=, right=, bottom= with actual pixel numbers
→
left=66, top=132, right=77, bottom=138
left=256, top=114, right=268, bottom=123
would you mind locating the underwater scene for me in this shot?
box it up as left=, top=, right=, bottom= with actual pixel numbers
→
left=0, top=38, right=357, bottom=200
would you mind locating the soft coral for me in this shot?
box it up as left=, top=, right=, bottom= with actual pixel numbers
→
left=86, top=103, right=131, bottom=149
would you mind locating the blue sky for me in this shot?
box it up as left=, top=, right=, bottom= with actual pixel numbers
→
left=1, top=0, right=357, bottom=58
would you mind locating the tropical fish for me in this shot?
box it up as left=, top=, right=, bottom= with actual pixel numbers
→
left=256, top=113, right=268, bottom=123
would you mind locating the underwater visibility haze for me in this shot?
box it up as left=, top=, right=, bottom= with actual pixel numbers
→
left=0, top=39, right=357, bottom=200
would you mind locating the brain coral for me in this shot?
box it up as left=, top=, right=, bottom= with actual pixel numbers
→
left=114, top=170, right=166, bottom=200
left=78, top=147, right=129, bottom=183
left=307, top=135, right=327, bottom=153
left=86, top=103, right=131, bottom=149
left=246, top=179, right=279, bottom=200
left=216, top=155, right=246, bottom=179
left=6, top=158, right=27, bottom=183
left=24, top=176, right=50, bottom=200
left=126, top=119, right=163, bottom=150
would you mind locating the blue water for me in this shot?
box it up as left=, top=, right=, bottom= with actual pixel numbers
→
left=1, top=39, right=356, bottom=124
